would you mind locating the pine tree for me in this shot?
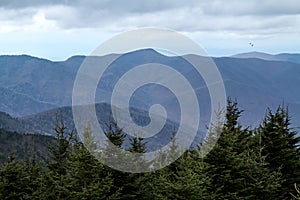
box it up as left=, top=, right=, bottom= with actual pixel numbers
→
left=21, top=156, right=43, bottom=199
left=47, top=119, right=71, bottom=175
left=34, top=114, right=73, bottom=199
left=128, top=136, right=146, bottom=153
left=101, top=119, right=129, bottom=170
left=82, top=123, right=98, bottom=154
left=101, top=119, right=129, bottom=197
left=258, top=105, right=300, bottom=199
left=104, top=120, right=126, bottom=148
left=0, top=154, right=27, bottom=200
left=0, top=153, right=43, bottom=199
left=204, top=98, right=282, bottom=199
left=204, top=98, right=246, bottom=197
left=115, top=135, right=149, bottom=199
left=235, top=139, right=282, bottom=199
left=67, top=142, right=119, bottom=199
left=140, top=151, right=215, bottom=199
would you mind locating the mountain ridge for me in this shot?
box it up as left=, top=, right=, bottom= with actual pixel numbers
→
left=0, top=49, right=299, bottom=128
left=232, top=51, right=300, bottom=64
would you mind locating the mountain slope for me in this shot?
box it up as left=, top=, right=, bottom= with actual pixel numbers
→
left=0, top=50, right=300, bottom=127
left=0, top=129, right=55, bottom=165
left=0, top=87, right=57, bottom=116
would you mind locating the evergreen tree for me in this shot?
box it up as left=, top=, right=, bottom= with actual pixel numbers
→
left=67, top=142, right=119, bottom=199
left=101, top=119, right=129, bottom=198
left=204, top=98, right=247, bottom=197
left=116, top=135, right=149, bottom=199
left=47, top=119, right=71, bottom=175
left=21, top=156, right=43, bottom=199
left=0, top=154, right=28, bottom=200
left=235, top=141, right=282, bottom=199
left=34, top=114, right=73, bottom=199
left=104, top=120, right=126, bottom=148
left=0, top=154, right=43, bottom=200
left=128, top=136, right=146, bottom=153
left=140, top=151, right=214, bottom=200
left=258, top=105, right=300, bottom=199
left=1, top=102, right=300, bottom=199
left=82, top=123, right=98, bottom=154
left=205, top=98, right=281, bottom=199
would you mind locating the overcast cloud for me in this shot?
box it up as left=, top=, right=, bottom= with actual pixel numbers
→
left=0, top=0, right=299, bottom=60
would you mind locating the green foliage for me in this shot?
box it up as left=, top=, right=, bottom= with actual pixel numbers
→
left=104, top=120, right=126, bottom=148
left=0, top=100, right=300, bottom=199
left=204, top=98, right=282, bottom=199
left=257, top=105, right=300, bottom=199
left=33, top=115, right=73, bottom=199
left=0, top=154, right=43, bottom=200
left=0, top=129, right=54, bottom=165
left=143, top=151, right=215, bottom=200
left=67, top=142, right=118, bottom=199
left=128, top=136, right=147, bottom=153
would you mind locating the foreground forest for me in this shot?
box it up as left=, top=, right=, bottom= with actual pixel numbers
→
left=0, top=99, right=300, bottom=200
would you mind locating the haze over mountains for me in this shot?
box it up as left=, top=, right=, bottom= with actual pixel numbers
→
left=0, top=49, right=300, bottom=138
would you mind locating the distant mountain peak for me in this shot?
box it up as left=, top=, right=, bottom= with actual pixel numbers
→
left=232, top=51, right=300, bottom=64
left=64, top=50, right=160, bottom=63
left=232, top=51, right=273, bottom=58
left=123, top=48, right=164, bottom=57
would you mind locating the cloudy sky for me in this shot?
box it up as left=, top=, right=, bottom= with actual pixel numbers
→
left=0, top=0, right=299, bottom=60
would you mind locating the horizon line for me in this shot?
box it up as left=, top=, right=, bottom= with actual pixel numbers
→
left=0, top=49, right=299, bottom=62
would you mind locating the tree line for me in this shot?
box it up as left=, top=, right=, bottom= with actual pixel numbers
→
left=0, top=98, right=300, bottom=199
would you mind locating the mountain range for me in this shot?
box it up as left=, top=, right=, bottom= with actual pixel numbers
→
left=0, top=49, right=300, bottom=139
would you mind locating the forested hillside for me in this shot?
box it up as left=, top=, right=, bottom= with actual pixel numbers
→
left=0, top=129, right=54, bottom=165
left=0, top=99, right=299, bottom=199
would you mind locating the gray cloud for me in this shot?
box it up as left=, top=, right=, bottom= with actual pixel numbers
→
left=0, top=0, right=299, bottom=36
left=2, top=0, right=299, bottom=16
left=201, top=0, right=300, bottom=16
left=0, top=0, right=197, bottom=13
left=0, top=0, right=66, bottom=8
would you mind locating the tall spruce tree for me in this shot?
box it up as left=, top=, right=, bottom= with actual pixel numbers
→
left=257, top=105, right=300, bottom=199
left=104, top=120, right=126, bottom=148
left=35, top=114, right=73, bottom=199
left=101, top=119, right=129, bottom=197
left=116, top=135, right=149, bottom=199
left=140, top=151, right=215, bottom=200
left=67, top=142, right=119, bottom=199
left=205, top=98, right=281, bottom=199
